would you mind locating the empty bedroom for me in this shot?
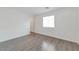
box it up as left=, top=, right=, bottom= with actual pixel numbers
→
left=0, top=7, right=78, bottom=51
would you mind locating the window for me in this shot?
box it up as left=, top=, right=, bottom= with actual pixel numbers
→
left=43, top=16, right=55, bottom=28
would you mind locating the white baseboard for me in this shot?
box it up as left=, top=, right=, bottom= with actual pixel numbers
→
left=0, top=32, right=30, bottom=42
left=34, top=32, right=79, bottom=44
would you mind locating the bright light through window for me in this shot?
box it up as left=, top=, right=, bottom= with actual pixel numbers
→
left=43, top=16, right=55, bottom=28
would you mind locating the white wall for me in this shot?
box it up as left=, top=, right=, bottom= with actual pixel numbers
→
left=33, top=8, right=78, bottom=43
left=0, top=8, right=31, bottom=42
left=78, top=8, right=79, bottom=41
left=30, top=16, right=36, bottom=32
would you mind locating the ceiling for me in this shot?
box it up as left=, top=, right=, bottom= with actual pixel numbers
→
left=11, top=7, right=60, bottom=15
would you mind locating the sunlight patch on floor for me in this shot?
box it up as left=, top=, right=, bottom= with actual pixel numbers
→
left=41, top=41, right=56, bottom=51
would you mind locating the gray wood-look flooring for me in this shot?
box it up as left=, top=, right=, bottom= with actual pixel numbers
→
left=0, top=32, right=79, bottom=51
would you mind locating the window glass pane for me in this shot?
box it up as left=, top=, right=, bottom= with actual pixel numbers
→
left=43, top=16, right=55, bottom=28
